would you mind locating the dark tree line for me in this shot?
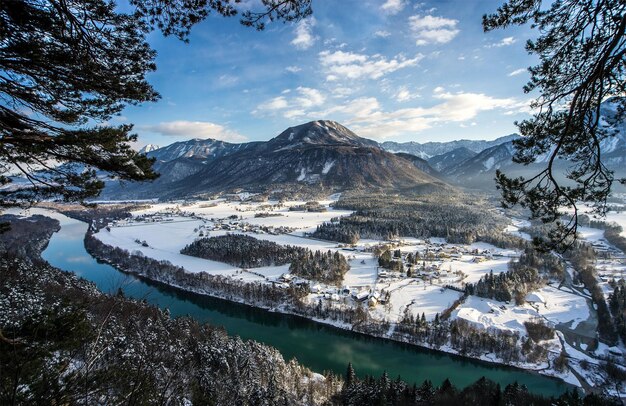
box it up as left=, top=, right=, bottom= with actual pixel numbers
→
left=181, top=234, right=308, bottom=268
left=378, top=249, right=404, bottom=271
left=466, top=267, right=544, bottom=305
left=609, top=283, right=626, bottom=343
left=312, top=195, right=526, bottom=248
left=180, top=234, right=350, bottom=284
left=335, top=364, right=614, bottom=406
left=464, top=248, right=562, bottom=304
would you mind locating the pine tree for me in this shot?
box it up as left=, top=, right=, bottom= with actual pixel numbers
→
left=345, top=363, right=356, bottom=388
left=0, top=0, right=311, bottom=206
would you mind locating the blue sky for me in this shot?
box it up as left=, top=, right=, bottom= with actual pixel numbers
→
left=119, top=0, right=538, bottom=147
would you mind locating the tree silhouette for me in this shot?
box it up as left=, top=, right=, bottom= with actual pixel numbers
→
left=0, top=0, right=311, bottom=206
left=484, top=0, right=626, bottom=249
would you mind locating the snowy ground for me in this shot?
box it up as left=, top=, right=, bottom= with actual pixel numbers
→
left=452, top=295, right=539, bottom=334
left=533, top=286, right=590, bottom=329
left=372, top=282, right=462, bottom=322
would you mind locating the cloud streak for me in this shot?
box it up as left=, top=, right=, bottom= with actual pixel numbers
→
left=291, top=17, right=317, bottom=50
left=319, top=50, right=423, bottom=81
left=143, top=121, right=247, bottom=142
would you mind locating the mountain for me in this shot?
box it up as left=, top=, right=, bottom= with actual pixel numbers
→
left=138, top=144, right=160, bottom=154
left=427, top=147, right=477, bottom=172
left=103, top=120, right=447, bottom=199
left=160, top=121, right=445, bottom=198
left=447, top=143, right=516, bottom=180
left=442, top=99, right=626, bottom=190
left=393, top=153, right=441, bottom=177
left=599, top=98, right=626, bottom=168
left=380, top=134, right=519, bottom=159
left=144, top=138, right=257, bottom=162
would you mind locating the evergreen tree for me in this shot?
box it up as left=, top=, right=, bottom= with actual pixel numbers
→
left=0, top=0, right=311, bottom=206
left=345, top=363, right=356, bottom=388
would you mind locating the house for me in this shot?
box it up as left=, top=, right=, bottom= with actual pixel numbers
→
left=279, top=273, right=294, bottom=283
left=352, top=291, right=369, bottom=301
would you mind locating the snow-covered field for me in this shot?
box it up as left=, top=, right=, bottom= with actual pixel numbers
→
left=452, top=296, right=538, bottom=334
left=372, top=282, right=462, bottom=322
left=534, top=286, right=590, bottom=329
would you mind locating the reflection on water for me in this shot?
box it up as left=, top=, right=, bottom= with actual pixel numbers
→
left=36, top=209, right=569, bottom=396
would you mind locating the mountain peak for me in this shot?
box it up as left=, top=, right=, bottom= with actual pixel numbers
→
left=270, top=120, right=379, bottom=150
left=138, top=144, right=160, bottom=154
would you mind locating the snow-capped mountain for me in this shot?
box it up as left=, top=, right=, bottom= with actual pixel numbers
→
left=103, top=120, right=447, bottom=199
left=144, top=138, right=257, bottom=162
left=138, top=144, right=160, bottom=154
left=380, top=134, right=519, bottom=159
left=427, top=147, right=477, bottom=172
left=439, top=99, right=626, bottom=190
left=393, top=153, right=441, bottom=177
left=160, top=120, right=445, bottom=198
left=446, top=142, right=516, bottom=180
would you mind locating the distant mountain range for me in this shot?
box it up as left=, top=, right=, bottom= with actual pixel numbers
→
left=417, top=99, right=626, bottom=189
left=380, top=134, right=519, bottom=159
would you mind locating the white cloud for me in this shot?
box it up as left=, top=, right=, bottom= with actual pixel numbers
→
left=381, top=0, right=406, bottom=14
left=144, top=121, right=247, bottom=142
left=257, top=96, right=288, bottom=111
left=329, top=91, right=520, bottom=139
left=395, top=86, right=419, bottom=102
left=508, top=68, right=527, bottom=77
left=316, top=97, right=382, bottom=121
left=319, top=50, right=368, bottom=65
left=217, top=74, right=238, bottom=87
left=294, top=87, right=325, bottom=108
left=486, top=36, right=517, bottom=48
left=291, top=17, right=317, bottom=50
left=285, top=66, right=302, bottom=73
left=409, top=15, right=459, bottom=46
left=374, top=30, right=391, bottom=38
left=429, top=91, right=517, bottom=121
left=319, top=50, right=423, bottom=80
left=331, top=86, right=356, bottom=98
left=256, top=87, right=325, bottom=116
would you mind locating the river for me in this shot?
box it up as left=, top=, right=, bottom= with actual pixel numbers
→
left=34, top=209, right=570, bottom=397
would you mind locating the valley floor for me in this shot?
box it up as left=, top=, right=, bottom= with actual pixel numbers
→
left=20, top=195, right=626, bottom=396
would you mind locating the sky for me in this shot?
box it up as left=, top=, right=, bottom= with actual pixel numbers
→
left=118, top=0, right=539, bottom=148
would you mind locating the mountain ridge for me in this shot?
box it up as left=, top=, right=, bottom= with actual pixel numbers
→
left=104, top=120, right=447, bottom=199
